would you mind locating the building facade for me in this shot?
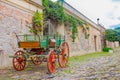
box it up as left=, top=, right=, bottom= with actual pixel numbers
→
left=62, top=2, right=102, bottom=56
left=0, top=0, right=118, bottom=68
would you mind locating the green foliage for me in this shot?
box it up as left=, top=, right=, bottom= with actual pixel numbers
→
left=102, top=47, right=113, bottom=52
left=84, top=31, right=89, bottom=39
left=104, top=29, right=117, bottom=42
left=42, top=0, right=48, bottom=7
left=42, top=0, right=85, bottom=42
left=84, top=24, right=90, bottom=39
left=115, top=28, right=120, bottom=41
left=114, top=27, right=120, bottom=30
left=104, top=29, right=120, bottom=42
left=43, top=0, right=64, bottom=23
left=33, top=11, right=43, bottom=27
left=30, top=11, right=43, bottom=35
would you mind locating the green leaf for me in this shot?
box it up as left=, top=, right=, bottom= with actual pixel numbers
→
left=42, top=0, right=85, bottom=42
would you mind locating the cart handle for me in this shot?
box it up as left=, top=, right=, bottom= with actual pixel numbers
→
left=14, top=32, right=20, bottom=42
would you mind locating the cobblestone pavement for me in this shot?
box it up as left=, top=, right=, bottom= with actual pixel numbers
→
left=0, top=48, right=120, bottom=80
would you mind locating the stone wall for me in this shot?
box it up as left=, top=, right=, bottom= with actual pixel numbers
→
left=0, top=0, right=43, bottom=68
left=106, top=41, right=119, bottom=48
left=90, top=25, right=102, bottom=50
left=64, top=24, right=102, bottom=56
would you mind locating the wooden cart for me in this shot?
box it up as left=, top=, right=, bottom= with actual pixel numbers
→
left=12, top=34, right=69, bottom=73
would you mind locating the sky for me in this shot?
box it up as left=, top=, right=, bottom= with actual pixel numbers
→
left=52, top=0, right=120, bottom=29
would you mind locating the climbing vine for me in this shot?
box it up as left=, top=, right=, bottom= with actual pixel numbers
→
left=42, top=0, right=86, bottom=42
left=43, top=0, right=64, bottom=24
left=83, top=23, right=90, bottom=39
left=30, top=11, right=43, bottom=35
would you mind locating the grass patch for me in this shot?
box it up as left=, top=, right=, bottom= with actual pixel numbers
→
left=69, top=52, right=109, bottom=62
left=63, top=69, right=71, bottom=74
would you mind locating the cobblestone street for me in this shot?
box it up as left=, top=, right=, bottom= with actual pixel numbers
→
left=0, top=48, right=120, bottom=80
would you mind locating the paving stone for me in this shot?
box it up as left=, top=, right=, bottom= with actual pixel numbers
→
left=11, top=75, right=19, bottom=79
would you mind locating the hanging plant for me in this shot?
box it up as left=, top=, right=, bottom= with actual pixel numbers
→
left=30, top=11, right=43, bottom=35
left=83, top=23, right=90, bottom=39
left=42, top=0, right=85, bottom=42
left=84, top=31, right=89, bottom=39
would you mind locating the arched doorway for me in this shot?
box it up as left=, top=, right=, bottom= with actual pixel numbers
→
left=43, top=19, right=56, bottom=35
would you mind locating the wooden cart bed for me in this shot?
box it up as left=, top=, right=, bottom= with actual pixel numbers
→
left=17, top=35, right=65, bottom=48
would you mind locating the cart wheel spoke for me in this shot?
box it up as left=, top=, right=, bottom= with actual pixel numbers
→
left=18, top=64, right=21, bottom=70
left=58, top=42, right=69, bottom=68
left=13, top=50, right=26, bottom=71
left=19, top=64, right=24, bottom=70
left=15, top=63, right=20, bottom=69
left=31, top=56, right=44, bottom=65
left=47, top=50, right=56, bottom=74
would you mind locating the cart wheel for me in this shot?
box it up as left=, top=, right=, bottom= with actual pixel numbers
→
left=13, top=50, right=26, bottom=71
left=58, top=42, right=69, bottom=68
left=47, top=50, right=56, bottom=73
left=31, top=56, right=44, bottom=65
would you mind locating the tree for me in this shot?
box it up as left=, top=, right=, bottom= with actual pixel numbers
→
left=115, top=27, right=120, bottom=30
left=104, top=29, right=120, bottom=42
left=114, top=27, right=120, bottom=42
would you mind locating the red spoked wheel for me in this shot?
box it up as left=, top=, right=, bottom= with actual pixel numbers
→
left=13, top=50, right=26, bottom=71
left=31, top=56, right=44, bottom=65
left=47, top=50, right=56, bottom=73
left=58, top=42, right=70, bottom=68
